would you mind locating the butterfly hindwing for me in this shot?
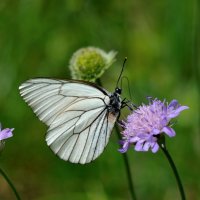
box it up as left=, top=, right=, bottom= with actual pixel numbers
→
left=19, top=78, right=118, bottom=164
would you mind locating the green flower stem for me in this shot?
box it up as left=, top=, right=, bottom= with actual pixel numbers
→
left=97, top=79, right=137, bottom=200
left=115, top=125, right=137, bottom=200
left=0, top=166, right=21, bottom=200
left=159, top=142, right=186, bottom=200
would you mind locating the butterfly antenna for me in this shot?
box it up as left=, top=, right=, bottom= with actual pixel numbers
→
left=116, top=57, right=127, bottom=89
left=121, top=76, right=133, bottom=101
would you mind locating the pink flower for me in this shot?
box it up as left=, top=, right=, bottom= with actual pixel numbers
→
left=119, top=99, right=189, bottom=153
left=0, top=123, right=14, bottom=141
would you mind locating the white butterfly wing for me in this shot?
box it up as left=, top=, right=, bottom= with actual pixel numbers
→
left=19, top=78, right=118, bottom=164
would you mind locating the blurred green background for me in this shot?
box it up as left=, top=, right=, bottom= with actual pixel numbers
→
left=0, top=0, right=199, bottom=199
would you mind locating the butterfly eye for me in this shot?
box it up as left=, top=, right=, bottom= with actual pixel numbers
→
left=115, top=88, right=122, bottom=94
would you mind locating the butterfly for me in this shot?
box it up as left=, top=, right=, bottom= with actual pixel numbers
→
left=19, top=59, right=128, bottom=164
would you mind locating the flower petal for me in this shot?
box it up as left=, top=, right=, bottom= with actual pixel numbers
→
left=0, top=128, right=14, bottom=140
left=151, top=142, right=159, bottom=153
left=136, top=133, right=149, bottom=139
left=151, top=128, right=160, bottom=135
left=162, top=127, right=176, bottom=137
left=135, top=142, right=144, bottom=151
left=130, top=136, right=140, bottom=143
left=143, top=142, right=150, bottom=151
left=118, top=141, right=129, bottom=153
left=168, top=106, right=189, bottom=118
left=168, top=99, right=179, bottom=108
left=118, top=148, right=127, bottom=153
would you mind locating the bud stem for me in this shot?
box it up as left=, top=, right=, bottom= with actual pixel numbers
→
left=0, top=166, right=21, bottom=200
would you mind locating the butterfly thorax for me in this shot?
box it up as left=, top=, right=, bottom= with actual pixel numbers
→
left=108, top=88, right=122, bottom=115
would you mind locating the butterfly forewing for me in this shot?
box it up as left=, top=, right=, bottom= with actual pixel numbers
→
left=19, top=78, right=119, bottom=164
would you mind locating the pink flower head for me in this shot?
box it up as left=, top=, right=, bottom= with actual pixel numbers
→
left=119, top=98, right=189, bottom=153
left=0, top=123, right=14, bottom=141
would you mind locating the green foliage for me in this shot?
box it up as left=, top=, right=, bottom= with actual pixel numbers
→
left=0, top=0, right=199, bottom=199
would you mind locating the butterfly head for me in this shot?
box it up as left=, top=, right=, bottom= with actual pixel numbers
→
left=115, top=87, right=122, bottom=95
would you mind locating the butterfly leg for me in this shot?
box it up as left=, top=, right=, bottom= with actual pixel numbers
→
left=121, top=98, right=137, bottom=111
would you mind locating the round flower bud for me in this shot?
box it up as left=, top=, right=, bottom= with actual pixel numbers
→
left=69, top=47, right=117, bottom=82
